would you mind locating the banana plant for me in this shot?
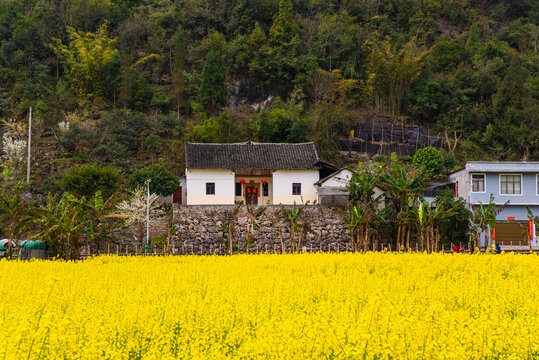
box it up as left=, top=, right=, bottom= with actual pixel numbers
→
left=221, top=205, right=241, bottom=255
left=470, top=195, right=509, bottom=249
left=0, top=192, right=31, bottom=260
left=34, top=193, right=89, bottom=260
left=281, top=201, right=311, bottom=253
left=245, top=204, right=266, bottom=252
left=71, top=189, right=127, bottom=255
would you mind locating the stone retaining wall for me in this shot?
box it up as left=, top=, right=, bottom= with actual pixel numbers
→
left=171, top=205, right=350, bottom=254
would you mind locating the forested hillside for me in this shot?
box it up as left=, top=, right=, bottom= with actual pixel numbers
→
left=0, top=0, right=538, bottom=190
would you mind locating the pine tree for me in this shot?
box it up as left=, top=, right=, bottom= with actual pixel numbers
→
left=199, top=50, right=227, bottom=112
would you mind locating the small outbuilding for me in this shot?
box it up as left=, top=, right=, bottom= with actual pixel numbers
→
left=18, top=240, right=47, bottom=260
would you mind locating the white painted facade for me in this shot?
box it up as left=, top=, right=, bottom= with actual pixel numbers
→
left=185, top=169, right=235, bottom=205
left=185, top=169, right=319, bottom=205
left=320, top=169, right=353, bottom=187
left=272, top=170, right=319, bottom=205
left=315, top=168, right=385, bottom=208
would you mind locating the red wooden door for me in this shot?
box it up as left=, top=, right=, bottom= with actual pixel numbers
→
left=173, top=187, right=182, bottom=204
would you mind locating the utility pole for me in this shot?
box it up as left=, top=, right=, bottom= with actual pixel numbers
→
left=27, top=107, right=32, bottom=184
left=146, top=178, right=152, bottom=254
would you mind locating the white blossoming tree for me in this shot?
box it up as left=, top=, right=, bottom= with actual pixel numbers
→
left=117, top=187, right=164, bottom=250
left=1, top=119, right=28, bottom=180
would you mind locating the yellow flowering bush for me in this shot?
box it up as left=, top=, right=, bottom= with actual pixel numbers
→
left=1, top=253, right=538, bottom=359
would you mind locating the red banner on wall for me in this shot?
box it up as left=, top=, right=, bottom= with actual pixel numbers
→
left=492, top=228, right=496, bottom=242
left=530, top=220, right=534, bottom=242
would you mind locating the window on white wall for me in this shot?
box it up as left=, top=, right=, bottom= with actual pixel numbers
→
left=292, top=183, right=301, bottom=195
left=537, top=174, right=539, bottom=195
left=500, top=174, right=521, bottom=195
left=235, top=183, right=242, bottom=196
left=206, top=183, right=215, bottom=195
left=471, top=174, right=485, bottom=193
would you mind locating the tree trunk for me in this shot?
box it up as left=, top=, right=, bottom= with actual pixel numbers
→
left=290, top=225, right=296, bottom=253
left=406, top=226, right=411, bottom=251
left=364, top=226, right=369, bottom=252
left=228, top=227, right=233, bottom=255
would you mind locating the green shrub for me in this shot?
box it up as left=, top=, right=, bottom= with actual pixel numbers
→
left=58, top=163, right=123, bottom=199
left=412, top=146, right=445, bottom=174
left=127, top=164, right=180, bottom=196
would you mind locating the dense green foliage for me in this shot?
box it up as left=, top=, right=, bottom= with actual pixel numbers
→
left=412, top=146, right=445, bottom=174
left=0, top=0, right=537, bottom=189
left=127, top=164, right=180, bottom=196
left=58, top=163, right=122, bottom=199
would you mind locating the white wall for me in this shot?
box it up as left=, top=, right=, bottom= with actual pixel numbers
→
left=273, top=170, right=319, bottom=205
left=320, top=169, right=352, bottom=187
left=185, top=169, right=235, bottom=205
left=180, top=176, right=187, bottom=205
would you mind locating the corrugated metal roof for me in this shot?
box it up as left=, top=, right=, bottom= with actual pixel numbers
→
left=185, top=142, right=319, bottom=170
left=466, top=161, right=539, bottom=173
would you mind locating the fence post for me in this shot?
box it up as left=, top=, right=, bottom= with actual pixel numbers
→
left=135, top=245, right=138, bottom=254
left=210, top=244, right=213, bottom=254
left=388, top=244, right=392, bottom=252
left=116, top=245, right=119, bottom=255
left=191, top=244, right=194, bottom=255
left=337, top=244, right=340, bottom=252
left=256, top=244, right=259, bottom=254
left=346, top=244, right=349, bottom=252
left=200, top=244, right=203, bottom=255
left=320, top=243, right=322, bottom=252
left=87, top=245, right=91, bottom=256
left=416, top=243, right=418, bottom=252
left=265, top=244, right=268, bottom=253
left=310, top=243, right=312, bottom=253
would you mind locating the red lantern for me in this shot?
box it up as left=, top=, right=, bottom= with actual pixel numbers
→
left=262, top=179, right=267, bottom=184
left=240, top=179, right=245, bottom=184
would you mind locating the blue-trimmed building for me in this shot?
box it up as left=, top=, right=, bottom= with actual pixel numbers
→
left=448, top=162, right=539, bottom=248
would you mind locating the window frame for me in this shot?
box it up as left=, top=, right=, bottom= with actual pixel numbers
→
left=292, top=183, right=301, bottom=195
left=470, top=173, right=486, bottom=193
left=536, top=174, right=539, bottom=196
left=235, top=182, right=242, bottom=197
left=206, top=182, right=216, bottom=195
left=499, top=174, right=522, bottom=196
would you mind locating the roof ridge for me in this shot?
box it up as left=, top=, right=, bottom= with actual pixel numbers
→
left=186, top=141, right=315, bottom=145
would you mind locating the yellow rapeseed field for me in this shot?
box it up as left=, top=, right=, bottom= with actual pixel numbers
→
left=1, top=253, right=538, bottom=359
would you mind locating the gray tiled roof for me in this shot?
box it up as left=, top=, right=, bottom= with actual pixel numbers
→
left=185, top=142, right=319, bottom=170
left=466, top=161, right=539, bottom=173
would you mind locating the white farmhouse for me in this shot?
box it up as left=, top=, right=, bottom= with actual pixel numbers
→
left=184, top=142, right=321, bottom=205
left=315, top=168, right=386, bottom=208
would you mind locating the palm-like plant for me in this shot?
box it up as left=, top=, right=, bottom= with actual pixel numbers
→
left=0, top=192, right=30, bottom=259
left=380, top=153, right=429, bottom=249
left=221, top=205, right=241, bottom=255
left=245, top=204, right=266, bottom=252
left=72, top=190, right=127, bottom=255
left=281, top=202, right=312, bottom=253
left=469, top=195, right=509, bottom=250
left=34, top=193, right=89, bottom=260
left=336, top=204, right=360, bottom=252
left=526, top=208, right=538, bottom=249
left=347, top=162, right=385, bottom=251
